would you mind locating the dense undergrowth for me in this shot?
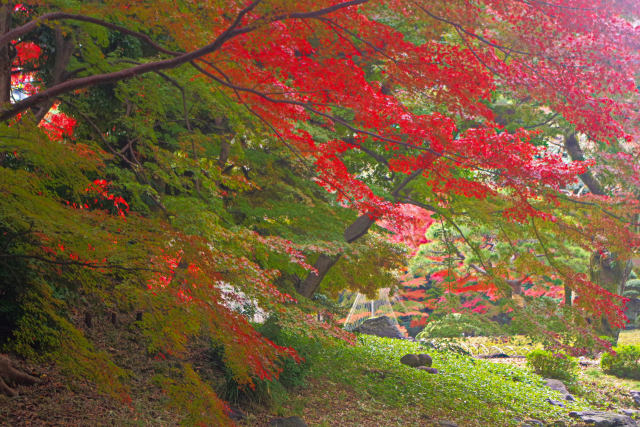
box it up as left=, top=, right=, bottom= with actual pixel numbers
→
left=236, top=331, right=640, bottom=426
left=296, top=335, right=587, bottom=425
left=1, top=307, right=639, bottom=426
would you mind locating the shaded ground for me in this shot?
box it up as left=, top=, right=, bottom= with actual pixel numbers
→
left=1, top=329, right=639, bottom=426
left=0, top=311, right=180, bottom=426
left=242, top=377, right=452, bottom=427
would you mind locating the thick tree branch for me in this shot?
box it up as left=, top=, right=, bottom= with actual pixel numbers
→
left=0, top=12, right=180, bottom=56
left=297, top=170, right=424, bottom=298
left=563, top=133, right=606, bottom=196
left=0, top=0, right=367, bottom=123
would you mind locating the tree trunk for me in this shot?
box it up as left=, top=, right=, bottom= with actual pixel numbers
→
left=296, top=214, right=375, bottom=298
left=590, top=251, right=632, bottom=343
left=33, top=29, right=75, bottom=122
left=296, top=253, right=342, bottom=298
left=564, top=284, right=572, bottom=307
left=564, top=133, right=605, bottom=196
left=0, top=4, right=12, bottom=105
left=564, top=133, right=630, bottom=339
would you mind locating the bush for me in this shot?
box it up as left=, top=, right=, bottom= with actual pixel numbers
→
left=601, top=345, right=640, bottom=380
left=416, top=313, right=502, bottom=339
left=526, top=349, right=577, bottom=382
left=212, top=315, right=320, bottom=405
left=623, top=279, right=640, bottom=299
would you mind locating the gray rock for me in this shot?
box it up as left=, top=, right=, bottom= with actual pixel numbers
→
left=545, top=398, right=565, bottom=408
left=622, top=409, right=639, bottom=417
left=477, top=353, right=511, bottom=359
left=543, top=378, right=574, bottom=401
left=523, top=420, right=544, bottom=426
left=269, top=416, right=308, bottom=427
left=417, top=353, right=432, bottom=367
left=487, top=352, right=510, bottom=358
left=400, top=354, right=422, bottom=367
left=227, top=405, right=245, bottom=420
left=632, top=391, right=640, bottom=407
left=437, top=421, right=458, bottom=427
left=416, top=366, right=439, bottom=374
left=354, top=316, right=404, bottom=339
left=544, top=378, right=569, bottom=395
left=569, top=411, right=637, bottom=426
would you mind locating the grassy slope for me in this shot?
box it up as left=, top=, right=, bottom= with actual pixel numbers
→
left=1, top=326, right=638, bottom=426
left=244, top=335, right=601, bottom=426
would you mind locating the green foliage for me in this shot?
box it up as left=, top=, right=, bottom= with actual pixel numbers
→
left=156, top=364, right=229, bottom=426
left=415, top=313, right=503, bottom=339
left=526, top=349, right=578, bottom=382
left=212, top=315, right=322, bottom=407
left=310, top=335, right=587, bottom=424
left=256, top=316, right=314, bottom=389
left=601, top=345, right=640, bottom=380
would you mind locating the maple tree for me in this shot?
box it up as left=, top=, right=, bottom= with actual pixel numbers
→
left=1, top=0, right=640, bottom=423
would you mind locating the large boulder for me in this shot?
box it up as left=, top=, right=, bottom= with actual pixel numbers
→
left=631, top=391, right=640, bottom=407
left=400, top=354, right=422, bottom=367
left=354, top=316, right=404, bottom=339
left=417, top=353, right=433, bottom=367
left=569, top=411, right=637, bottom=427
left=543, top=378, right=574, bottom=401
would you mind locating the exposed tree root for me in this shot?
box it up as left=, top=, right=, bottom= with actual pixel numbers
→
left=0, top=355, right=38, bottom=397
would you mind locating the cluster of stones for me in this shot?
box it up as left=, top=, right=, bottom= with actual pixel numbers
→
left=539, top=379, right=638, bottom=427
left=400, top=353, right=438, bottom=374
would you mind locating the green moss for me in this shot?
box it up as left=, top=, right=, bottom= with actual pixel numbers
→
left=306, top=335, right=588, bottom=425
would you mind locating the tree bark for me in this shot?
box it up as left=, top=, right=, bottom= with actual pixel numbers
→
left=33, top=29, right=75, bottom=123
left=563, top=133, right=605, bottom=196
left=0, top=3, right=12, bottom=105
left=590, top=251, right=632, bottom=342
left=296, top=214, right=375, bottom=298
left=296, top=253, right=342, bottom=298
left=565, top=133, right=635, bottom=341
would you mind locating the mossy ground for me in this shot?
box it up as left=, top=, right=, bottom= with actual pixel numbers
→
left=1, top=328, right=639, bottom=426
left=245, top=331, right=640, bottom=426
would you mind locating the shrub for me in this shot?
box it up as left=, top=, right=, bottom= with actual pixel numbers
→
left=416, top=313, right=502, bottom=339
left=623, top=279, right=640, bottom=299
left=601, top=345, right=640, bottom=380
left=212, top=315, right=320, bottom=405
left=526, top=349, right=577, bottom=382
